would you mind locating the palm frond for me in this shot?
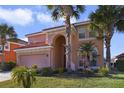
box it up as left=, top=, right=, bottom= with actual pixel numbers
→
left=51, top=8, right=61, bottom=21
left=47, top=5, right=55, bottom=10
left=76, top=5, right=85, bottom=13
left=46, top=5, right=85, bottom=21
left=115, top=20, right=124, bottom=32
left=12, top=66, right=36, bottom=88
left=72, top=11, right=79, bottom=19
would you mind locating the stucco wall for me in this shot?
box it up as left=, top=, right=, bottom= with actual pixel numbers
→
left=28, top=34, right=46, bottom=43
left=47, top=30, right=66, bottom=68
left=0, top=42, right=24, bottom=63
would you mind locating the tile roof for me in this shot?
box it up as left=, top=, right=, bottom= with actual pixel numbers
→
left=26, top=20, right=90, bottom=36
left=16, top=42, right=49, bottom=49
left=7, top=38, right=28, bottom=45
left=116, top=53, right=124, bottom=58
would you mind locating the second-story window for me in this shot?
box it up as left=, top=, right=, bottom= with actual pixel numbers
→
left=89, top=31, right=96, bottom=38
left=79, top=28, right=85, bottom=39
left=5, top=45, right=9, bottom=49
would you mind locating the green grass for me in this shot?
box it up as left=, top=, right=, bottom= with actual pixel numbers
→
left=0, top=74, right=124, bottom=88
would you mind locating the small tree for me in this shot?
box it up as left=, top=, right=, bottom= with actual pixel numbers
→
left=0, top=23, right=17, bottom=63
left=12, top=66, right=36, bottom=88
left=79, top=50, right=87, bottom=70
left=79, top=41, right=94, bottom=68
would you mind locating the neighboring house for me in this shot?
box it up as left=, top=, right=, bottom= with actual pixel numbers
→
left=111, top=53, right=124, bottom=68
left=0, top=38, right=27, bottom=62
left=111, top=57, right=117, bottom=68
left=116, top=53, right=124, bottom=60
left=15, top=21, right=104, bottom=71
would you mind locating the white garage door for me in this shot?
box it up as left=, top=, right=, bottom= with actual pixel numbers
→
left=20, top=54, right=49, bottom=68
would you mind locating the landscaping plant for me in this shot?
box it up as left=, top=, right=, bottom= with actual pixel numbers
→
left=41, top=67, right=53, bottom=76
left=116, top=59, right=124, bottom=71
left=12, top=66, right=36, bottom=88
left=53, top=68, right=67, bottom=74
left=0, top=61, right=16, bottom=71
left=31, top=64, right=38, bottom=69
left=99, top=67, right=109, bottom=76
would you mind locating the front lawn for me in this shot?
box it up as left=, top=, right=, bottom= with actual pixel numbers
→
left=0, top=73, right=124, bottom=88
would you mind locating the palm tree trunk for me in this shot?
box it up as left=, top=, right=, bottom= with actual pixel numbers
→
left=105, top=38, right=111, bottom=70
left=87, top=54, right=90, bottom=67
left=65, top=15, right=71, bottom=72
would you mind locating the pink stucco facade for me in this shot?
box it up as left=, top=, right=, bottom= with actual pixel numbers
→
left=15, top=21, right=104, bottom=70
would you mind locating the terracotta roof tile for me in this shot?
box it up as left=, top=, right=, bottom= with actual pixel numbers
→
left=7, top=38, right=28, bottom=45
left=16, top=42, right=49, bottom=49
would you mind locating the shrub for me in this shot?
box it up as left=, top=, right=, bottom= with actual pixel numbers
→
left=116, top=59, right=124, bottom=71
left=77, top=68, right=83, bottom=72
left=31, top=64, right=38, bottom=69
left=99, top=67, right=109, bottom=76
left=0, top=62, right=8, bottom=71
left=41, top=67, right=53, bottom=76
left=92, top=69, right=99, bottom=73
left=7, top=61, right=16, bottom=70
left=36, top=69, right=42, bottom=75
left=82, top=69, right=94, bottom=76
left=0, top=61, right=16, bottom=71
left=12, top=66, right=36, bottom=88
left=90, top=67, right=99, bottom=73
left=53, top=68, right=66, bottom=74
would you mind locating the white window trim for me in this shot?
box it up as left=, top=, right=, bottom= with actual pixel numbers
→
left=79, top=37, right=96, bottom=41
left=0, top=42, right=10, bottom=51
left=4, top=42, right=10, bottom=51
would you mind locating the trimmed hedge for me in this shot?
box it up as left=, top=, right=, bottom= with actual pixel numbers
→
left=53, top=68, right=67, bottom=74
left=116, top=59, right=124, bottom=71
left=41, top=67, right=53, bottom=76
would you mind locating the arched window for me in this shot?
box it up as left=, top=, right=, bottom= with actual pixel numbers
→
left=90, top=47, right=98, bottom=66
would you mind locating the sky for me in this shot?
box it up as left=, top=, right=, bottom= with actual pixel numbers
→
left=0, top=5, right=123, bottom=58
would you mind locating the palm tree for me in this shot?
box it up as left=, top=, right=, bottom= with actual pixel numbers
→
left=0, top=23, right=17, bottom=63
left=89, top=5, right=124, bottom=70
left=79, top=41, right=94, bottom=68
left=46, top=5, right=85, bottom=71
left=12, top=66, right=36, bottom=88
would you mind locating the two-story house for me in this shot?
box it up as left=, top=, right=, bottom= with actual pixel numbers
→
left=15, top=21, right=104, bottom=71
left=0, top=38, right=27, bottom=63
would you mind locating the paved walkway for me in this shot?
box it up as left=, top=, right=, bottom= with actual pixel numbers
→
left=0, top=72, right=11, bottom=82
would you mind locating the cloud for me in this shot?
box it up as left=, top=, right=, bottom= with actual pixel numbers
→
left=36, top=12, right=77, bottom=24
left=70, top=17, right=77, bottom=23
left=21, top=37, right=28, bottom=42
left=36, top=13, right=53, bottom=23
left=36, top=12, right=65, bottom=27
left=0, top=7, right=34, bottom=26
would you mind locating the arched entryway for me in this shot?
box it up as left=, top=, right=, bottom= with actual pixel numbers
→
left=53, top=35, right=66, bottom=69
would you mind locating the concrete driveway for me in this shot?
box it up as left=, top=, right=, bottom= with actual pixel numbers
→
left=0, top=72, right=11, bottom=82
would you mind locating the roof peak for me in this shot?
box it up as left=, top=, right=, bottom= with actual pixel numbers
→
left=26, top=20, right=90, bottom=37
